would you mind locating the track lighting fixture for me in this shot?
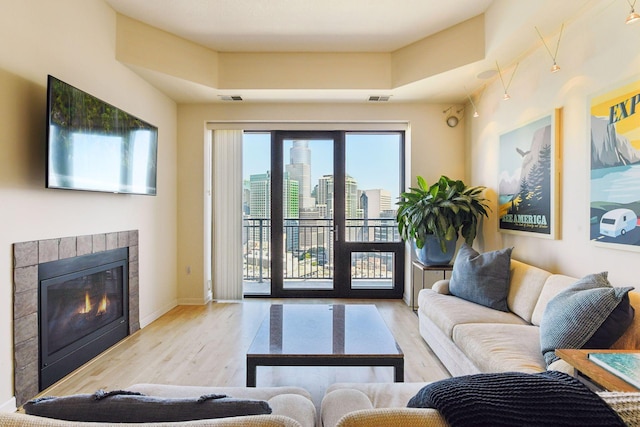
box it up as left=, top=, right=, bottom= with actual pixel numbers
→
left=465, top=89, right=480, bottom=118
left=627, top=0, right=640, bottom=23
left=535, top=24, right=564, bottom=73
left=497, top=61, right=518, bottom=100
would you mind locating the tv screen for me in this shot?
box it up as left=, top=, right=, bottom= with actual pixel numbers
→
left=46, top=75, right=158, bottom=195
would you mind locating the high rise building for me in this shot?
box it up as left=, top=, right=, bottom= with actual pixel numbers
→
left=248, top=172, right=300, bottom=245
left=316, top=174, right=359, bottom=219
left=285, top=140, right=315, bottom=209
left=362, top=189, right=392, bottom=219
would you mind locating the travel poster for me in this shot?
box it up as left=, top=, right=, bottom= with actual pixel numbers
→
left=498, top=113, right=558, bottom=238
left=590, top=77, right=640, bottom=249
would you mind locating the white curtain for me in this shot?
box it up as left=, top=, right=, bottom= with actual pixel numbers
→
left=212, top=130, right=243, bottom=300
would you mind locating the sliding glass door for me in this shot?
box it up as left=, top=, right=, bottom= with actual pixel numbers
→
left=242, top=130, right=404, bottom=298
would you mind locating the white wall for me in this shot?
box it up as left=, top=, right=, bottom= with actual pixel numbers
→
left=469, top=1, right=640, bottom=286
left=0, top=0, right=178, bottom=408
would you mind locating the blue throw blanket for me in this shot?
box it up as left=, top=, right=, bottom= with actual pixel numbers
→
left=407, top=371, right=625, bottom=427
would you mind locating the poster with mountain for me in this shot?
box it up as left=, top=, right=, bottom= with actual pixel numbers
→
left=590, top=77, right=640, bottom=250
left=498, top=111, right=560, bottom=238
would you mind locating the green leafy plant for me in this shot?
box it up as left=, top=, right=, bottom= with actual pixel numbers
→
left=396, top=175, right=491, bottom=252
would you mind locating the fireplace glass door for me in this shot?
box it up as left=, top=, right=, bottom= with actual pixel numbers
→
left=38, top=248, right=129, bottom=389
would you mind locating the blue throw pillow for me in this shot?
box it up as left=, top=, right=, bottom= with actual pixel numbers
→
left=23, top=390, right=272, bottom=422
left=448, top=244, right=513, bottom=311
left=539, top=272, right=634, bottom=366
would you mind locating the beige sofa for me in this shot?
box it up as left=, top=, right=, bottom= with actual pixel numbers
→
left=418, top=259, right=640, bottom=376
left=0, top=384, right=316, bottom=427
left=321, top=382, right=640, bottom=427
left=319, top=258, right=640, bottom=426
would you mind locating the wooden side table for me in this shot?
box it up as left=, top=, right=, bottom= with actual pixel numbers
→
left=411, top=260, right=452, bottom=311
left=556, top=349, right=640, bottom=392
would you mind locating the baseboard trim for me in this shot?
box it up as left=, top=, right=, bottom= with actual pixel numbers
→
left=140, top=299, right=178, bottom=328
left=176, top=297, right=208, bottom=305
left=0, top=396, right=17, bottom=413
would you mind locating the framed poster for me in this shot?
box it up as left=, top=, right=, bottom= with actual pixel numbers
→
left=590, top=77, right=640, bottom=250
left=498, top=109, right=561, bottom=238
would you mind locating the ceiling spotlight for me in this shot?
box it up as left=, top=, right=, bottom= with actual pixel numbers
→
left=627, top=0, right=640, bottom=23
left=466, top=91, right=480, bottom=118
left=497, top=61, right=518, bottom=101
left=535, top=25, right=564, bottom=73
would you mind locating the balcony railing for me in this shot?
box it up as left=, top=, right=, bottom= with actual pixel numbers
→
left=243, top=217, right=399, bottom=282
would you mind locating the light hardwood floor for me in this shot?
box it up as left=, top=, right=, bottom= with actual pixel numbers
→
left=41, top=299, right=450, bottom=409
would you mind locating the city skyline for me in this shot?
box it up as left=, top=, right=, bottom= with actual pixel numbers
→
left=242, top=133, right=400, bottom=201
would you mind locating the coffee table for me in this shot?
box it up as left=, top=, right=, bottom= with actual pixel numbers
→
left=246, top=304, right=404, bottom=387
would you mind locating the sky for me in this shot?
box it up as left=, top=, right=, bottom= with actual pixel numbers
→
left=242, top=132, right=401, bottom=198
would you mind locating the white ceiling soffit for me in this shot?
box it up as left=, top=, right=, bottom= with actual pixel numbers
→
left=104, top=0, right=493, bottom=52
left=106, top=0, right=600, bottom=104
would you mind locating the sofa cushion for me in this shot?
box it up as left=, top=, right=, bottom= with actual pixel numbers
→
left=531, top=274, right=580, bottom=326
left=449, top=244, right=513, bottom=311
left=452, top=323, right=546, bottom=373
left=506, top=259, right=552, bottom=322
left=406, top=371, right=626, bottom=427
left=540, top=272, right=635, bottom=366
left=419, top=289, right=527, bottom=338
left=126, top=383, right=316, bottom=427
left=23, top=390, right=272, bottom=423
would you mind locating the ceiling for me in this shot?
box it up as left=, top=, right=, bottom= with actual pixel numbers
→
left=104, top=0, right=600, bottom=104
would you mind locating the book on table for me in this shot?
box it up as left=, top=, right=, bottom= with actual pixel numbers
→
left=587, top=352, right=640, bottom=389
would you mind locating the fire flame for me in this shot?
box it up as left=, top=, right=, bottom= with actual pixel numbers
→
left=78, top=292, right=91, bottom=314
left=97, top=294, right=108, bottom=315
left=77, top=292, right=108, bottom=315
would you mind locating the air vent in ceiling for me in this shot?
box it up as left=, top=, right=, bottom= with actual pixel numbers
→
left=368, top=95, right=391, bottom=102
left=219, top=95, right=243, bottom=101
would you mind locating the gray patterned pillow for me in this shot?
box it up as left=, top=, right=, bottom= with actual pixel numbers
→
left=23, top=390, right=272, bottom=422
left=540, top=272, right=634, bottom=366
left=449, top=244, right=513, bottom=311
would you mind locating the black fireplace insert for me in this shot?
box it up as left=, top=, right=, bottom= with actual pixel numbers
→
left=38, top=247, right=129, bottom=390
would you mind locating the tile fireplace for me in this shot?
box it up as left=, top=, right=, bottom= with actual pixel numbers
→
left=13, top=230, right=140, bottom=406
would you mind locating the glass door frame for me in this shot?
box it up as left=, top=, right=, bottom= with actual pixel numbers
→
left=270, top=130, right=405, bottom=299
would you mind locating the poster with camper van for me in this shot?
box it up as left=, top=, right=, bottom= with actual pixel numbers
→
left=590, top=77, right=640, bottom=249
left=498, top=110, right=560, bottom=238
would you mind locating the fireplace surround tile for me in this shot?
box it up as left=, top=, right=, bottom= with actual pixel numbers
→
left=59, top=237, right=77, bottom=259
left=118, top=231, right=130, bottom=248
left=77, top=235, right=93, bottom=256
left=92, top=233, right=106, bottom=253
left=38, top=239, right=59, bottom=264
left=12, top=230, right=140, bottom=406
left=106, top=232, right=118, bottom=251
left=14, top=265, right=37, bottom=294
left=13, top=241, right=37, bottom=268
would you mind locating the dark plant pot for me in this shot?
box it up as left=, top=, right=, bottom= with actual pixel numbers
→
left=414, top=235, right=456, bottom=266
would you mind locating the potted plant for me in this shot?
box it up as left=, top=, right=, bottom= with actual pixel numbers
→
left=396, top=175, right=491, bottom=265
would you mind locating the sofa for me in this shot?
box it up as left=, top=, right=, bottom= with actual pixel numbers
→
left=319, top=256, right=640, bottom=426
left=321, top=382, right=640, bottom=427
left=0, top=384, right=316, bottom=427
left=418, top=258, right=640, bottom=376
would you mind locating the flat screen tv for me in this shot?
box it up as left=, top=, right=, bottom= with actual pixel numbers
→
left=46, top=75, right=158, bottom=195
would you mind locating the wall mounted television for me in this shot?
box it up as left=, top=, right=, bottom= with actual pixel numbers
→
left=46, top=75, right=158, bottom=195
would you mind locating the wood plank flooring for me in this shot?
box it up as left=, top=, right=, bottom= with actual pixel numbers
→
left=40, top=299, right=450, bottom=410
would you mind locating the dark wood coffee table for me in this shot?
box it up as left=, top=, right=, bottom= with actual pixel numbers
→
left=246, top=304, right=404, bottom=387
